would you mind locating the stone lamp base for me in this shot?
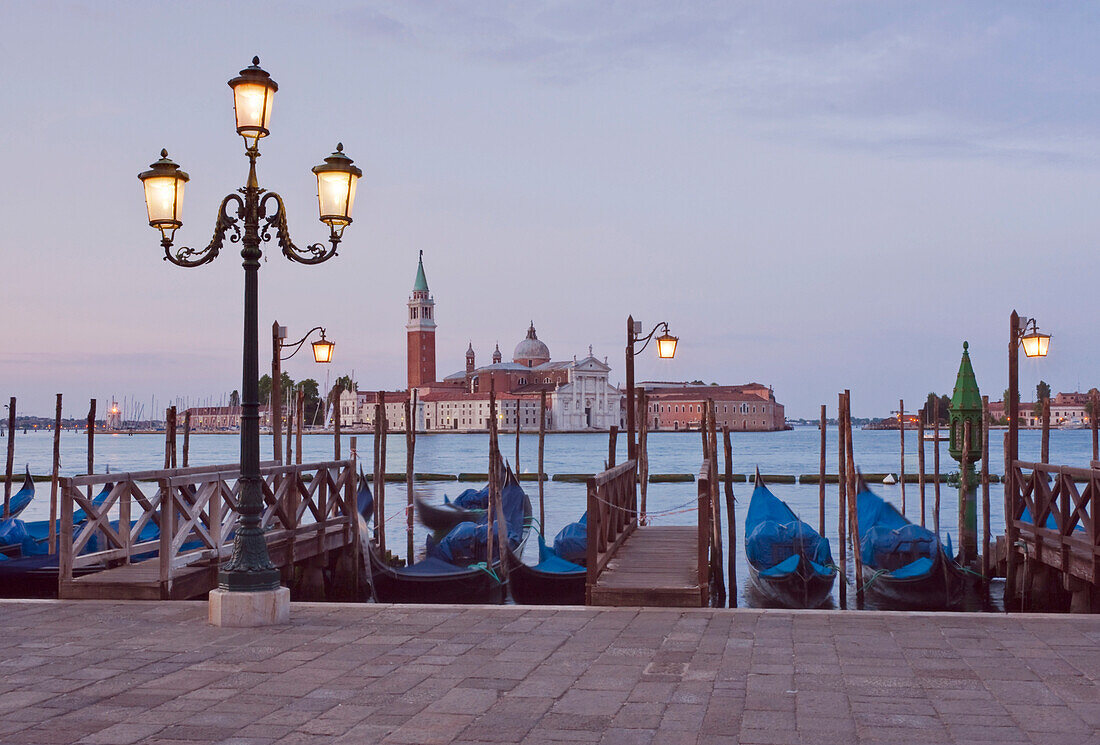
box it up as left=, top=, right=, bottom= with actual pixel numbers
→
left=209, top=586, right=290, bottom=627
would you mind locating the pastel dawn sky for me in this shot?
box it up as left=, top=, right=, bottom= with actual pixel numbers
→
left=0, top=1, right=1096, bottom=419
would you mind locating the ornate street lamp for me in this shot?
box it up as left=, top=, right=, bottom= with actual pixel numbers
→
left=138, top=58, right=361, bottom=605
left=625, top=316, right=677, bottom=462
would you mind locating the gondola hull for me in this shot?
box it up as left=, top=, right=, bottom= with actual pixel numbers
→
left=505, top=548, right=585, bottom=605
left=366, top=540, right=505, bottom=604
left=863, top=549, right=966, bottom=610
left=747, top=555, right=835, bottom=609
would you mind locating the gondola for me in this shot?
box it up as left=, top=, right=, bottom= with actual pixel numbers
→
left=4, top=468, right=35, bottom=519
left=367, top=467, right=531, bottom=604
left=745, top=472, right=836, bottom=608
left=505, top=515, right=586, bottom=606
left=855, top=475, right=966, bottom=609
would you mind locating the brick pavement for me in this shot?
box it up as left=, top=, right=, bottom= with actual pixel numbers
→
left=0, top=601, right=1097, bottom=744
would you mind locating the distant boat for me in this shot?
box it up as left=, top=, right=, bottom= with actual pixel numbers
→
left=745, top=472, right=836, bottom=609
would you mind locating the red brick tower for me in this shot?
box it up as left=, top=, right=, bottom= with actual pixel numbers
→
left=406, top=251, right=436, bottom=389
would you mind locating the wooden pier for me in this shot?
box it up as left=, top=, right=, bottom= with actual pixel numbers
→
left=585, top=460, right=713, bottom=606
left=1004, top=458, right=1100, bottom=612
left=58, top=460, right=359, bottom=600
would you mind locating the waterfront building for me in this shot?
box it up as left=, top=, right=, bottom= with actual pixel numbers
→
left=988, top=390, right=1096, bottom=427
left=640, top=382, right=787, bottom=432
left=185, top=405, right=272, bottom=431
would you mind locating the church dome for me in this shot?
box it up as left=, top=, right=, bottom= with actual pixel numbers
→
left=513, top=322, right=550, bottom=367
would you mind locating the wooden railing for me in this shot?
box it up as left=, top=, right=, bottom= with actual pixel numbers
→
left=1008, top=460, right=1099, bottom=584
left=59, top=460, right=356, bottom=593
left=697, top=459, right=714, bottom=602
left=585, top=460, right=637, bottom=597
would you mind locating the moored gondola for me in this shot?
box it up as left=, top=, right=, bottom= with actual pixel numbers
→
left=3, top=468, right=35, bottom=520
left=366, top=467, right=531, bottom=604
left=855, top=475, right=966, bottom=609
left=505, top=515, right=586, bottom=606
left=745, top=472, right=836, bottom=608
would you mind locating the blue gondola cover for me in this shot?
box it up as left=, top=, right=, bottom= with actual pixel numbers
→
left=552, top=512, right=587, bottom=565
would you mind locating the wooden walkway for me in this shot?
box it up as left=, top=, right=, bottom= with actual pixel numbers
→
left=585, top=460, right=712, bottom=607
left=58, top=460, right=358, bottom=601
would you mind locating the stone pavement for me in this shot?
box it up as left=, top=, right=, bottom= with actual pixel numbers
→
left=0, top=601, right=1098, bottom=745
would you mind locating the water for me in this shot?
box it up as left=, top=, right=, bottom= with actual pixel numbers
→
left=4, top=427, right=1094, bottom=609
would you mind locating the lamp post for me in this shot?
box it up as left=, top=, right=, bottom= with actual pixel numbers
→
left=625, top=316, right=677, bottom=461
left=1005, top=310, right=1050, bottom=607
left=271, top=324, right=334, bottom=464
left=138, top=58, right=361, bottom=606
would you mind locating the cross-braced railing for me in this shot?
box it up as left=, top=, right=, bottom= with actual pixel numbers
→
left=585, top=460, right=638, bottom=600
left=59, top=460, right=356, bottom=593
left=1008, top=460, right=1099, bottom=584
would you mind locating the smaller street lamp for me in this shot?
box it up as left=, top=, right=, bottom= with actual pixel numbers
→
left=1018, top=318, right=1051, bottom=359
left=271, top=325, right=334, bottom=464
left=625, top=316, right=678, bottom=461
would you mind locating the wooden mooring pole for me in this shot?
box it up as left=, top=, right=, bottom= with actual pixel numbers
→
left=333, top=386, right=342, bottom=459
left=486, top=382, right=497, bottom=572
left=706, top=400, right=725, bottom=607
left=837, top=391, right=848, bottom=610
left=638, top=388, right=649, bottom=525
left=374, top=392, right=386, bottom=555
left=722, top=426, right=737, bottom=608
left=49, top=394, right=62, bottom=554
left=182, top=410, right=191, bottom=468
left=933, top=398, right=941, bottom=540
left=899, top=398, right=906, bottom=516
left=845, top=391, right=864, bottom=608
left=285, top=393, right=294, bottom=465
left=607, top=425, right=617, bottom=468
left=88, top=400, right=96, bottom=500
left=405, top=396, right=415, bottom=564
left=818, top=404, right=826, bottom=536
left=959, top=419, right=971, bottom=565
left=514, top=400, right=521, bottom=473
left=918, top=412, right=927, bottom=528
left=1092, top=391, right=1099, bottom=462
left=981, top=396, right=991, bottom=590
left=538, top=390, right=546, bottom=531
left=295, top=390, right=304, bottom=466
left=3, top=396, right=14, bottom=518
left=1041, top=397, right=1050, bottom=464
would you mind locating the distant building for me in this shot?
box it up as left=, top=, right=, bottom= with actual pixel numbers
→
left=640, top=382, right=786, bottom=432
left=186, top=405, right=272, bottom=431
left=988, top=390, right=1096, bottom=427
left=105, top=400, right=122, bottom=430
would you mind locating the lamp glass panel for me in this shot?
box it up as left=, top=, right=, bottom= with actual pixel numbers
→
left=143, top=175, right=184, bottom=226
left=233, top=82, right=273, bottom=135
left=1021, top=333, right=1050, bottom=358
left=312, top=339, right=334, bottom=364
left=316, top=171, right=357, bottom=225
left=656, top=335, right=678, bottom=359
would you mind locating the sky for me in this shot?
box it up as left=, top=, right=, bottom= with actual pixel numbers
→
left=0, top=1, right=1097, bottom=419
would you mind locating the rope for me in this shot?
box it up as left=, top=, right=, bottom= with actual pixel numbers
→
left=858, top=568, right=890, bottom=593
left=466, top=561, right=500, bottom=583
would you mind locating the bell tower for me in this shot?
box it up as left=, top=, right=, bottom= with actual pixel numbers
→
left=406, top=251, right=436, bottom=389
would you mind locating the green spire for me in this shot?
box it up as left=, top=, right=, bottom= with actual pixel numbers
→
left=950, top=341, right=982, bottom=415
left=412, top=250, right=428, bottom=292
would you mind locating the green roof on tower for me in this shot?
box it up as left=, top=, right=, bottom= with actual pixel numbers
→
left=950, top=341, right=982, bottom=415
left=413, top=250, right=429, bottom=292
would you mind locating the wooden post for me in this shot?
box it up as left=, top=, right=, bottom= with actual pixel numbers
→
left=960, top=419, right=971, bottom=566
left=1092, top=391, right=1099, bottom=462
left=3, top=396, right=14, bottom=518
left=981, top=396, right=991, bottom=589
left=607, top=425, right=618, bottom=468
left=272, top=321, right=283, bottom=464
left=515, top=400, right=521, bottom=474
left=1041, top=396, right=1050, bottom=463
left=49, top=394, right=62, bottom=554
left=933, top=398, right=941, bottom=540
left=372, top=396, right=381, bottom=544
left=285, top=391, right=294, bottom=465
left=706, top=400, right=724, bottom=607
left=295, top=389, right=304, bottom=466
left=818, top=404, right=826, bottom=536
left=899, top=398, right=906, bottom=516
left=182, top=410, right=191, bottom=468
left=638, top=388, right=649, bottom=526
left=405, top=396, right=415, bottom=564
left=722, top=427, right=736, bottom=608
left=378, top=392, right=387, bottom=556
left=486, top=382, right=497, bottom=569
left=491, top=396, right=510, bottom=584
left=845, top=391, right=863, bottom=608
left=334, top=386, right=342, bottom=459
left=538, top=389, right=546, bottom=531
left=837, top=391, right=848, bottom=610
left=918, top=412, right=927, bottom=528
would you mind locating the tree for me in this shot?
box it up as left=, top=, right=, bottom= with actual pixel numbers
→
left=229, top=390, right=240, bottom=408
left=920, top=392, right=951, bottom=424
left=334, top=374, right=357, bottom=393
left=1033, top=380, right=1051, bottom=418
left=297, top=379, right=321, bottom=425
left=258, top=375, right=272, bottom=405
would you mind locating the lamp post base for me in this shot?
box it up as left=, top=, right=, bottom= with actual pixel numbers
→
left=208, top=586, right=290, bottom=627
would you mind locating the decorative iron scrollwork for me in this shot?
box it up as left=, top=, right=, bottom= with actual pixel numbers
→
left=260, top=192, right=340, bottom=265
left=162, top=194, right=243, bottom=267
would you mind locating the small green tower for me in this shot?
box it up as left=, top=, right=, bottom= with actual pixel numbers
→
left=949, top=341, right=982, bottom=564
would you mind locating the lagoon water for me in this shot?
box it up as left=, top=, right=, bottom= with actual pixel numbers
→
left=5, top=426, right=1094, bottom=609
